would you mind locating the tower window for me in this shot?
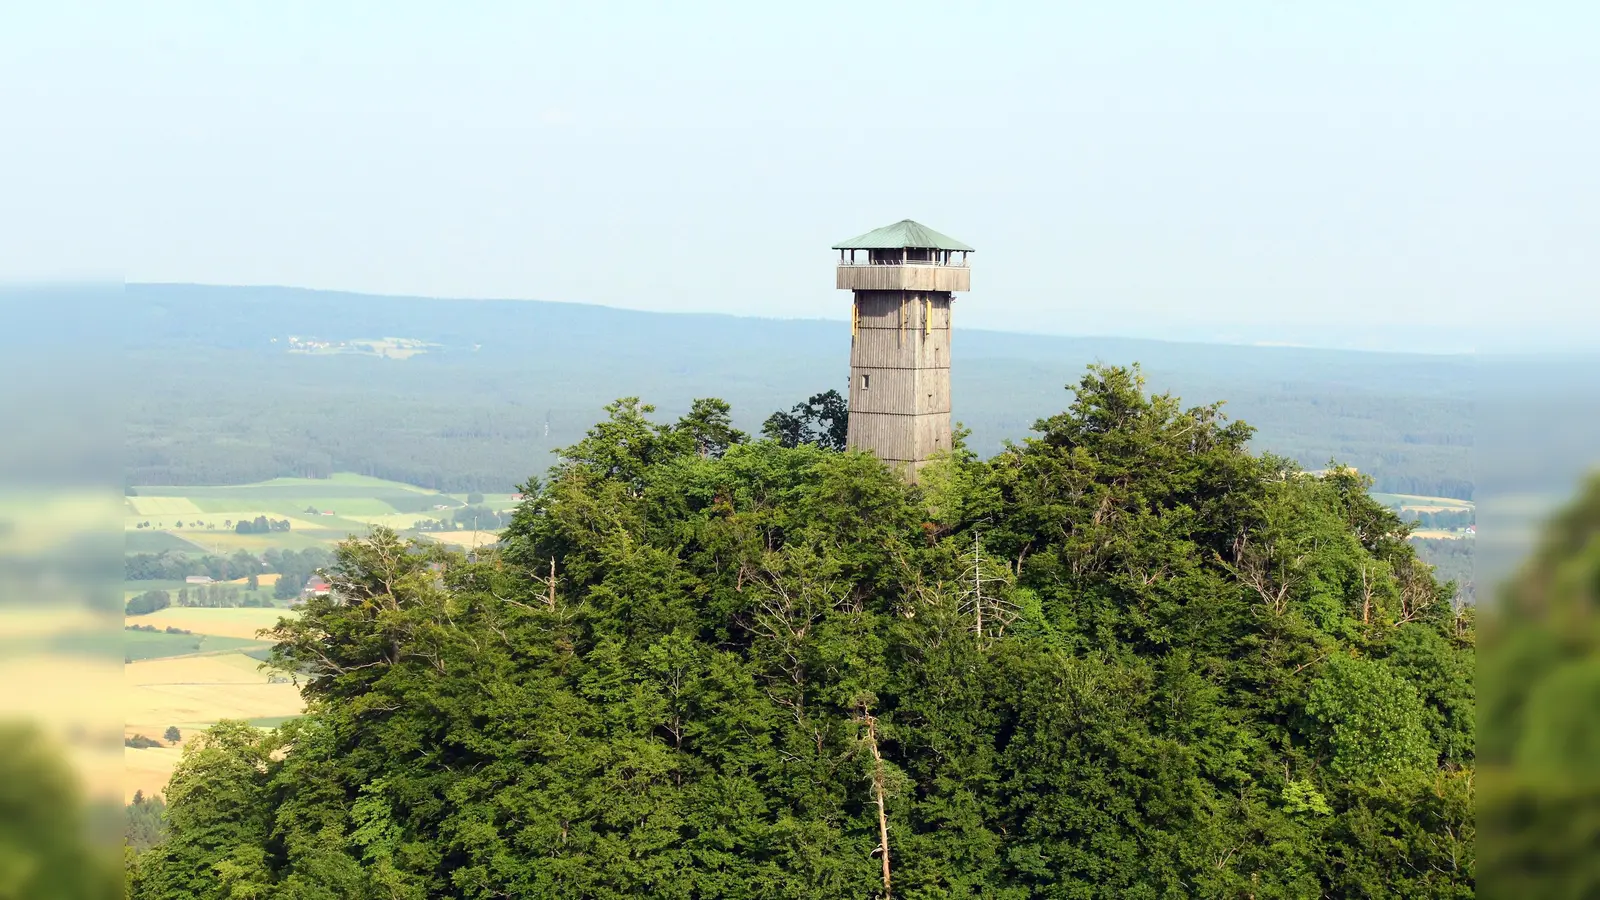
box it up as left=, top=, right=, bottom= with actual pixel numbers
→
left=861, top=373, right=871, bottom=390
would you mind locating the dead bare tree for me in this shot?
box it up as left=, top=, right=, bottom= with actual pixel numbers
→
left=1219, top=532, right=1304, bottom=618
left=528, top=556, right=561, bottom=612
left=958, top=532, right=1018, bottom=644
left=1394, top=555, right=1438, bottom=624
left=855, top=700, right=893, bottom=900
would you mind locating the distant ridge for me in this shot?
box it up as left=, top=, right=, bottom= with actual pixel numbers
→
left=128, top=282, right=1471, bottom=359
left=106, top=281, right=1491, bottom=500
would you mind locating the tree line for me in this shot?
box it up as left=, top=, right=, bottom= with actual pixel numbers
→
left=124, top=583, right=272, bottom=615
left=1397, top=508, right=1474, bottom=531
left=125, top=548, right=332, bottom=592
left=129, top=366, right=1474, bottom=898
left=1410, top=537, right=1474, bottom=605
left=125, top=549, right=265, bottom=582
left=235, top=515, right=291, bottom=534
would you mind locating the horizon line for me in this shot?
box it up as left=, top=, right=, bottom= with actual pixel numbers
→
left=125, top=280, right=1510, bottom=359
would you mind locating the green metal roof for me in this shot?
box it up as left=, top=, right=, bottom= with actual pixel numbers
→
left=832, top=219, right=974, bottom=252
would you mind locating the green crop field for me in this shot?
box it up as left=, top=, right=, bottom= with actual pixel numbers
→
left=124, top=474, right=468, bottom=555
left=125, top=530, right=205, bottom=553
left=125, top=629, right=268, bottom=661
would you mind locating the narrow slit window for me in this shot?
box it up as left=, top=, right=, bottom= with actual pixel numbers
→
left=861, top=373, right=871, bottom=390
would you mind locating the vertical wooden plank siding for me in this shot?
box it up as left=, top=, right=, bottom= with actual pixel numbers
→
left=846, top=284, right=956, bottom=475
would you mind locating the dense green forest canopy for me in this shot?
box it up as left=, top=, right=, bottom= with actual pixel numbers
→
left=100, top=283, right=1483, bottom=498
left=130, top=366, right=1474, bottom=899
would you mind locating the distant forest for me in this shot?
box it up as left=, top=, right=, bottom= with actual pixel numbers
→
left=25, top=283, right=1486, bottom=498
left=1410, top=538, right=1474, bottom=604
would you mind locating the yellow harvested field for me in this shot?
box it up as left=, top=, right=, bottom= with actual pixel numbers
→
left=0, top=653, right=125, bottom=802
left=124, top=607, right=297, bottom=640
left=0, top=654, right=122, bottom=726
left=425, top=529, right=502, bottom=548
left=1412, top=529, right=1468, bottom=540
left=126, top=653, right=301, bottom=730
left=127, top=496, right=203, bottom=516
left=125, top=652, right=305, bottom=801
left=0, top=606, right=109, bottom=639
left=126, top=745, right=186, bottom=803
left=227, top=572, right=280, bottom=586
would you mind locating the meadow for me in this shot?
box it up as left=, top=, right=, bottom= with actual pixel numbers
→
left=123, top=638, right=306, bottom=801
left=124, top=473, right=515, bottom=555
left=121, top=606, right=308, bottom=801
left=124, top=628, right=264, bottom=661
left=127, top=607, right=293, bottom=641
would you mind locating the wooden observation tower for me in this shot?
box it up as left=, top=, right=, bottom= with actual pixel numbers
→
left=833, top=219, right=973, bottom=478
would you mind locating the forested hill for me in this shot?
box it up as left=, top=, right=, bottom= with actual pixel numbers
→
left=128, top=368, right=1475, bottom=897
left=115, top=282, right=1476, bottom=496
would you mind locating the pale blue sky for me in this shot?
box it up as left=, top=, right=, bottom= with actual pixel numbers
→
left=3, top=1, right=1596, bottom=352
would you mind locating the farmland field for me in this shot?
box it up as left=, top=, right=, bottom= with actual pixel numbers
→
left=125, top=652, right=301, bottom=731
left=125, top=629, right=267, bottom=661
left=114, top=474, right=514, bottom=798
left=116, top=471, right=479, bottom=802
left=236, top=572, right=280, bottom=586
left=125, top=607, right=295, bottom=640
left=447, top=493, right=523, bottom=510
left=124, top=650, right=305, bottom=801
left=340, top=512, right=436, bottom=529
left=0, top=603, right=125, bottom=803
left=126, top=496, right=203, bottom=516
left=426, top=529, right=503, bottom=548
left=169, top=529, right=337, bottom=553
left=1410, top=528, right=1470, bottom=540
left=1372, top=492, right=1476, bottom=511
left=125, top=530, right=204, bottom=553
left=123, top=473, right=473, bottom=555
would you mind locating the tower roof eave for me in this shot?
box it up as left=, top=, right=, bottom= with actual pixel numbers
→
left=832, top=219, right=974, bottom=252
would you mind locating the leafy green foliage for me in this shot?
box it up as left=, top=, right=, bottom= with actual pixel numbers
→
left=126, top=793, right=169, bottom=854
left=125, top=589, right=171, bottom=616
left=761, top=389, right=847, bottom=451
left=0, top=722, right=122, bottom=899
left=1479, top=472, right=1600, bottom=897
left=130, top=365, right=1474, bottom=898
left=1304, top=655, right=1433, bottom=781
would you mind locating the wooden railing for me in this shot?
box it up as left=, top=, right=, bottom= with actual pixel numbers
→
left=837, top=258, right=969, bottom=268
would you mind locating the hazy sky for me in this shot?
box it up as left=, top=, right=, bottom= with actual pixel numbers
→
left=3, top=2, right=1596, bottom=352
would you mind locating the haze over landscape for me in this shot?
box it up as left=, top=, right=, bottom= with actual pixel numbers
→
left=5, top=3, right=1598, bottom=352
